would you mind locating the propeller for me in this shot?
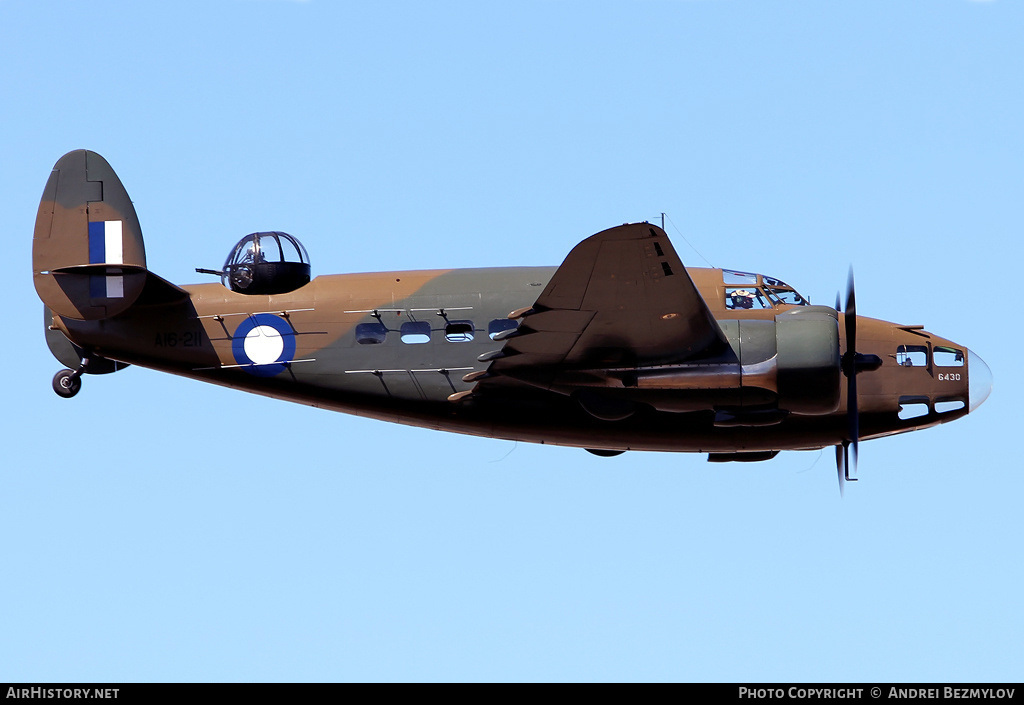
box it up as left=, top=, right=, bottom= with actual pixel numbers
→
left=835, top=444, right=848, bottom=498
left=834, top=268, right=881, bottom=497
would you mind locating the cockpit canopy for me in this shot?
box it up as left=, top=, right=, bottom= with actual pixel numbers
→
left=723, top=269, right=808, bottom=310
left=223, top=231, right=310, bottom=295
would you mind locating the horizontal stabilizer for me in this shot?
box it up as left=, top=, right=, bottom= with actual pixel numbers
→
left=47, top=264, right=189, bottom=310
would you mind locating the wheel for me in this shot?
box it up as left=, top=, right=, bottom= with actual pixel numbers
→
left=52, top=369, right=81, bottom=398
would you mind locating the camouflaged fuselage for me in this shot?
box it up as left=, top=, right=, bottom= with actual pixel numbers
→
left=36, top=150, right=991, bottom=457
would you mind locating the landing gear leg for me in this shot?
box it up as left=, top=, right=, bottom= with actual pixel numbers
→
left=52, top=358, right=88, bottom=398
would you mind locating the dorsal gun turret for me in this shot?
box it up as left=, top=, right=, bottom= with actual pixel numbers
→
left=223, top=231, right=310, bottom=295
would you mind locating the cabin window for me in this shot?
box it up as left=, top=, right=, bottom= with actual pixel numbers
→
left=896, top=345, right=928, bottom=367
left=725, top=287, right=771, bottom=310
left=355, top=322, right=387, bottom=345
left=933, top=346, right=964, bottom=367
left=935, top=399, right=966, bottom=414
left=488, top=319, right=518, bottom=340
left=400, top=321, right=431, bottom=344
left=445, top=320, right=475, bottom=342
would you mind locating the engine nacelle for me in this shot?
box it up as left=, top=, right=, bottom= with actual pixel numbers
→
left=774, top=307, right=841, bottom=415
left=573, top=308, right=842, bottom=418
left=681, top=306, right=840, bottom=415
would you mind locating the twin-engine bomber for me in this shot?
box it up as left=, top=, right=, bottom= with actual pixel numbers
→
left=34, top=150, right=991, bottom=493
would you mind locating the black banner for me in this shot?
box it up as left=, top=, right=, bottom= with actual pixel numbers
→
left=1, top=683, right=1020, bottom=694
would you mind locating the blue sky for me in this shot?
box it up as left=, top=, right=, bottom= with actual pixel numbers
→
left=2, top=0, right=1021, bottom=682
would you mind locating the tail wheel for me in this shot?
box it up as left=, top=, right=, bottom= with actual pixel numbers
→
left=52, top=369, right=81, bottom=398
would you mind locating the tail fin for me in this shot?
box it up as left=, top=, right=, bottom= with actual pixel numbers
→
left=33, top=150, right=149, bottom=320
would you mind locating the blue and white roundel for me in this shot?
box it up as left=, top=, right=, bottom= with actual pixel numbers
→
left=231, top=313, right=297, bottom=377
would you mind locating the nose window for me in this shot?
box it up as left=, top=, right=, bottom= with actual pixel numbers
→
left=898, top=397, right=930, bottom=419
left=933, top=346, right=964, bottom=367
left=896, top=345, right=928, bottom=367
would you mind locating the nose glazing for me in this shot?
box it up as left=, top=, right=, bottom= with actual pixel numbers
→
left=968, top=349, right=992, bottom=412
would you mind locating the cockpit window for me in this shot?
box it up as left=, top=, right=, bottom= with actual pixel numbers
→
left=725, top=287, right=772, bottom=310
left=723, top=270, right=758, bottom=286
left=762, top=277, right=807, bottom=305
left=765, top=287, right=807, bottom=306
left=723, top=271, right=808, bottom=307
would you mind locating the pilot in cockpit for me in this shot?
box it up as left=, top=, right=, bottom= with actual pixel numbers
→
left=729, top=289, right=756, bottom=309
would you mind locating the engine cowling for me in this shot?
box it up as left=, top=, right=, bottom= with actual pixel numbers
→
left=628, top=307, right=840, bottom=416
left=774, top=307, right=841, bottom=415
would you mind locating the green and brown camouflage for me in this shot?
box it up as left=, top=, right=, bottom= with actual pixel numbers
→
left=34, top=150, right=992, bottom=489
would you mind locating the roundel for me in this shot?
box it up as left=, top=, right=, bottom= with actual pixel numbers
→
left=231, top=313, right=296, bottom=377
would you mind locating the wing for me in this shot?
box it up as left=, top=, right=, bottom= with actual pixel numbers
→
left=467, top=223, right=728, bottom=396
